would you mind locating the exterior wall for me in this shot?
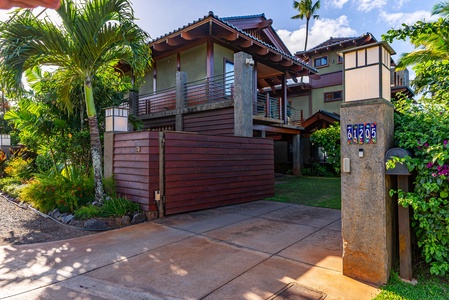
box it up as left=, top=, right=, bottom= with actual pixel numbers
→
left=180, top=44, right=207, bottom=82
left=156, top=54, right=177, bottom=90
left=290, top=95, right=310, bottom=119
left=311, top=86, right=343, bottom=115
left=304, top=49, right=345, bottom=117
left=309, top=49, right=343, bottom=74
left=140, top=71, right=154, bottom=95
left=183, top=107, right=234, bottom=135
left=214, top=43, right=235, bottom=75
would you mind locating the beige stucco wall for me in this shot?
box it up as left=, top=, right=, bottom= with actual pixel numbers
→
left=214, top=43, right=235, bottom=75
left=156, top=54, right=177, bottom=91
left=139, top=71, right=154, bottom=95
left=311, top=86, right=343, bottom=115
left=181, top=44, right=207, bottom=82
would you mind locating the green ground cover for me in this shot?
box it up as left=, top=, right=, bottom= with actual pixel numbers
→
left=267, top=175, right=341, bottom=209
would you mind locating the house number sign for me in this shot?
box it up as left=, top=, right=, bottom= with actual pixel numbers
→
left=346, top=123, right=377, bottom=145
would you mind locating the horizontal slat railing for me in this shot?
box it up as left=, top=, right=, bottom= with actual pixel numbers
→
left=185, top=71, right=234, bottom=107
left=255, top=93, right=282, bottom=120
left=137, top=86, right=176, bottom=115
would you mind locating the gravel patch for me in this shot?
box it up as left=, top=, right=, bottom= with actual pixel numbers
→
left=0, top=196, right=95, bottom=246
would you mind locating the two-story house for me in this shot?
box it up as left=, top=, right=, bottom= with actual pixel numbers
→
left=127, top=12, right=318, bottom=174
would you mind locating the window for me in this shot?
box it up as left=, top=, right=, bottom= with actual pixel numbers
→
left=314, top=56, right=328, bottom=68
left=224, top=59, right=234, bottom=96
left=338, top=55, right=343, bottom=64
left=324, top=91, right=342, bottom=102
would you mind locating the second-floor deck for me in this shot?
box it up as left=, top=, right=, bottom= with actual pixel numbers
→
left=134, top=72, right=302, bottom=126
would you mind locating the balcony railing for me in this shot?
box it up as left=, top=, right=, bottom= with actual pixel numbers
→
left=184, top=71, right=234, bottom=107
left=137, top=86, right=176, bottom=115
left=255, top=93, right=282, bottom=120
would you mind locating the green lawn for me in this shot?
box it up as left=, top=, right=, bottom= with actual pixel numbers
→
left=267, top=175, right=341, bottom=209
left=374, top=269, right=449, bottom=300
left=266, top=175, right=449, bottom=299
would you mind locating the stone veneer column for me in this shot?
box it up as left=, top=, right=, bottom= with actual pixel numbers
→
left=340, top=99, right=395, bottom=285
left=103, top=132, right=114, bottom=179
left=233, top=52, right=255, bottom=137
left=340, top=42, right=396, bottom=285
left=175, top=71, right=187, bottom=131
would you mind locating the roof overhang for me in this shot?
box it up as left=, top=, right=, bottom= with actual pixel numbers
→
left=149, top=13, right=317, bottom=80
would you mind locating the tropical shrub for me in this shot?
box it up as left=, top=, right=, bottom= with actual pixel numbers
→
left=310, top=122, right=341, bottom=174
left=19, top=172, right=94, bottom=213
left=389, top=96, right=449, bottom=276
left=73, top=196, right=141, bottom=219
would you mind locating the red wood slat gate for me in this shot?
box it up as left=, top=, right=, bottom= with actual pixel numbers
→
left=113, top=131, right=275, bottom=216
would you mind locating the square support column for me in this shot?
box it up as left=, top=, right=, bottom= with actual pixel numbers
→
left=176, top=71, right=187, bottom=131
left=340, top=42, right=396, bottom=285
left=234, top=52, right=255, bottom=137
left=104, top=132, right=114, bottom=179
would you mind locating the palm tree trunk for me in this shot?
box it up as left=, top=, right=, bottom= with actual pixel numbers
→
left=84, top=77, right=104, bottom=205
left=304, top=18, right=310, bottom=52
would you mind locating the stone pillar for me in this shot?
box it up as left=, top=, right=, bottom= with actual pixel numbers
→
left=175, top=71, right=187, bottom=131
left=292, top=134, right=301, bottom=175
left=104, top=132, right=114, bottom=179
left=234, top=52, right=255, bottom=137
left=340, top=42, right=396, bottom=286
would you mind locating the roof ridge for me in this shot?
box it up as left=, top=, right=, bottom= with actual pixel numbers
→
left=220, top=13, right=266, bottom=21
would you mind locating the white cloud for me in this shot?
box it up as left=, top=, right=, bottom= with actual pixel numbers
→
left=379, top=10, right=436, bottom=28
left=331, top=0, right=349, bottom=9
left=392, top=0, right=410, bottom=10
left=356, top=0, right=386, bottom=12
left=278, top=16, right=357, bottom=53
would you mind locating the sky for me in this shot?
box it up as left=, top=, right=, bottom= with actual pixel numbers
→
left=0, top=0, right=441, bottom=68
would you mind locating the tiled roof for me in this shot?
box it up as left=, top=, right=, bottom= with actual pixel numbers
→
left=220, top=13, right=266, bottom=21
left=297, top=32, right=377, bottom=55
left=150, top=12, right=317, bottom=73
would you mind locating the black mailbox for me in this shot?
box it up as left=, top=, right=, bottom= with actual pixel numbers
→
left=385, top=148, right=412, bottom=175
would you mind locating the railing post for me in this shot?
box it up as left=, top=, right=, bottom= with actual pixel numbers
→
left=176, top=71, right=187, bottom=131
left=266, top=93, right=270, bottom=118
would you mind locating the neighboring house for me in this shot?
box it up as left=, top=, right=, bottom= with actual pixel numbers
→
left=294, top=33, right=413, bottom=167
left=128, top=12, right=317, bottom=174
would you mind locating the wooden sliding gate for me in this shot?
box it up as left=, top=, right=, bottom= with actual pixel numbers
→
left=113, top=131, right=275, bottom=216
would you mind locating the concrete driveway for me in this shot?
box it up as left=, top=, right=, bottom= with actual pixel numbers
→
left=0, top=200, right=379, bottom=299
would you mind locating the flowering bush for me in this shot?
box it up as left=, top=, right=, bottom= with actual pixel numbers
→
left=390, top=96, right=449, bottom=275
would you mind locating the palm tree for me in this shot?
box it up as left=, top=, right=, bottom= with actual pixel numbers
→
left=291, top=0, right=321, bottom=52
left=0, top=0, right=152, bottom=204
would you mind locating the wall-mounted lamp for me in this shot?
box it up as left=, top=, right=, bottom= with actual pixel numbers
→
left=105, top=107, right=129, bottom=133
left=245, top=58, right=255, bottom=66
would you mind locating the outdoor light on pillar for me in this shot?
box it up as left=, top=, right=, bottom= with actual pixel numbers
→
left=341, top=41, right=395, bottom=102
left=105, top=107, right=129, bottom=133
left=339, top=42, right=397, bottom=285
left=0, top=134, right=10, bottom=150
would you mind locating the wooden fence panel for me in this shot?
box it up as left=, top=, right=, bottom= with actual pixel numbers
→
left=113, top=131, right=159, bottom=211
left=163, top=132, right=274, bottom=215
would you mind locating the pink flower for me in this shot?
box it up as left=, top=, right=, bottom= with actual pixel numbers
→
left=427, top=162, right=434, bottom=169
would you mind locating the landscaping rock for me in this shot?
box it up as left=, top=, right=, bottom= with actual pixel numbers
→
left=131, top=213, right=146, bottom=224
left=52, top=210, right=61, bottom=219
left=121, top=215, right=131, bottom=225
left=49, top=208, right=59, bottom=217
left=83, top=219, right=108, bottom=230
left=62, top=214, right=74, bottom=224
left=145, top=211, right=158, bottom=220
